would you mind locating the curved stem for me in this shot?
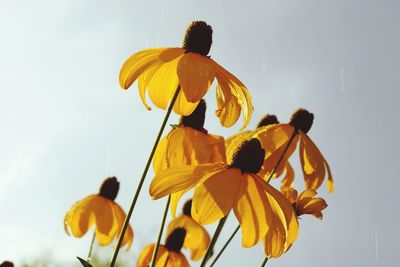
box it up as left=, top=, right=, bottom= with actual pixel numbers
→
left=209, top=129, right=297, bottom=266
left=209, top=225, right=240, bottom=267
left=87, top=232, right=96, bottom=262
left=261, top=257, right=269, bottom=267
left=200, top=215, right=228, bottom=267
left=109, top=86, right=181, bottom=267
left=150, top=196, right=171, bottom=267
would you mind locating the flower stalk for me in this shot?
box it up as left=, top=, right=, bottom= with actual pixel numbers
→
left=109, top=85, right=181, bottom=267
left=150, top=196, right=171, bottom=267
left=200, top=215, right=228, bottom=267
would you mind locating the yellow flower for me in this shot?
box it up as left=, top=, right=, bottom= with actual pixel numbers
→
left=167, top=200, right=210, bottom=261
left=153, top=99, right=226, bottom=217
left=281, top=186, right=328, bottom=220
left=137, top=228, right=189, bottom=267
left=119, top=21, right=253, bottom=130
left=150, top=139, right=298, bottom=248
left=64, top=177, right=133, bottom=249
left=225, top=114, right=295, bottom=187
left=254, top=109, right=334, bottom=193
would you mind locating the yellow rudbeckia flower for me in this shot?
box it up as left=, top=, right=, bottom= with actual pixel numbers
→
left=119, top=21, right=253, bottom=130
left=137, top=228, right=189, bottom=267
left=225, top=114, right=295, bottom=187
left=153, top=99, right=226, bottom=217
left=281, top=186, right=328, bottom=220
left=254, top=108, right=334, bottom=193
left=150, top=138, right=299, bottom=248
left=167, top=199, right=210, bottom=261
left=262, top=186, right=328, bottom=258
left=64, top=177, right=134, bottom=249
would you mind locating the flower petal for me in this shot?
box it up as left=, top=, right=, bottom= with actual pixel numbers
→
left=299, top=132, right=330, bottom=191
left=170, top=190, right=186, bottom=218
left=212, top=59, right=253, bottom=130
left=148, top=55, right=183, bottom=110
left=168, top=251, right=189, bottom=267
left=260, top=179, right=299, bottom=250
left=119, top=48, right=183, bottom=89
left=177, top=53, right=215, bottom=103
left=150, top=163, right=226, bottom=199
left=137, top=244, right=169, bottom=267
left=172, top=90, right=200, bottom=115
left=233, top=174, right=271, bottom=248
left=257, top=125, right=299, bottom=179
left=192, top=168, right=242, bottom=225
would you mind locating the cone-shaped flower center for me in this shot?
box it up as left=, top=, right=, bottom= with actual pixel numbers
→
left=230, top=138, right=265, bottom=174
left=289, top=108, right=314, bottom=134
left=182, top=199, right=193, bottom=217
left=0, top=261, right=14, bottom=267
left=179, top=99, right=206, bottom=131
left=256, top=114, right=279, bottom=128
left=182, top=21, right=213, bottom=56
left=98, top=176, right=119, bottom=201
left=165, top=227, right=186, bottom=252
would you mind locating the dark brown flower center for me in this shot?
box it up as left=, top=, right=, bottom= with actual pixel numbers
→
left=182, top=199, right=193, bottom=217
left=230, top=138, right=265, bottom=174
left=256, top=114, right=279, bottom=128
left=179, top=99, right=206, bottom=132
left=289, top=108, right=314, bottom=134
left=98, top=176, right=119, bottom=201
left=182, top=21, right=213, bottom=56
left=165, top=227, right=186, bottom=252
left=0, top=261, right=14, bottom=267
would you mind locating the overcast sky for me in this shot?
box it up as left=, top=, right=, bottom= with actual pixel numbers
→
left=1, top=0, right=399, bottom=266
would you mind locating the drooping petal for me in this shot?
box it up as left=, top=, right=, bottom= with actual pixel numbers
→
left=137, top=244, right=169, bottom=267
left=168, top=251, right=190, bottom=267
left=150, top=163, right=226, bottom=199
left=281, top=162, right=295, bottom=187
left=119, top=48, right=183, bottom=89
left=233, top=174, right=271, bottom=248
left=113, top=203, right=134, bottom=250
left=69, top=195, right=97, bottom=237
left=177, top=53, right=215, bottom=103
left=299, top=132, right=327, bottom=191
left=263, top=211, right=287, bottom=258
left=153, top=135, right=168, bottom=174
left=207, top=134, right=227, bottom=163
left=172, top=90, right=200, bottom=115
left=257, top=125, right=299, bottom=179
left=148, top=55, right=183, bottom=110
left=212, top=59, right=253, bottom=130
left=193, top=168, right=242, bottom=225
left=167, top=215, right=210, bottom=261
left=64, top=195, right=97, bottom=237
left=170, top=190, right=186, bottom=218
left=260, top=179, right=299, bottom=250
left=325, top=158, right=335, bottom=193
left=138, top=62, right=162, bottom=110
left=93, top=197, right=115, bottom=246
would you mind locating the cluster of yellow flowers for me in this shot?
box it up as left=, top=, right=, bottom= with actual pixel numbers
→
left=64, top=21, right=334, bottom=267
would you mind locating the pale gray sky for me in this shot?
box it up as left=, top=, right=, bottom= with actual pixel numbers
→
left=1, top=0, right=399, bottom=266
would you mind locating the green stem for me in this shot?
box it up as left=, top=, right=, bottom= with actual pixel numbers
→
left=200, top=215, right=228, bottom=267
left=109, top=85, right=181, bottom=267
left=261, top=257, right=269, bottom=267
left=209, top=225, right=240, bottom=267
left=150, top=196, right=171, bottom=267
left=209, top=129, right=297, bottom=266
left=87, top=232, right=96, bottom=262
